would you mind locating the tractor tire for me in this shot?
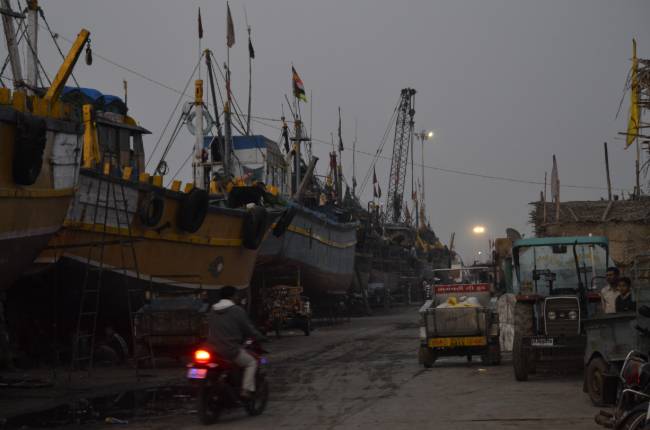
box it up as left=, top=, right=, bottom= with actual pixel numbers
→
left=513, top=333, right=529, bottom=381
left=513, top=302, right=534, bottom=381
left=514, top=302, right=534, bottom=336
left=586, top=356, right=609, bottom=406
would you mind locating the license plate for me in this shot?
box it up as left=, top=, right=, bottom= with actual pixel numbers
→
left=531, top=337, right=554, bottom=347
left=187, top=368, right=207, bottom=379
left=428, top=336, right=487, bottom=348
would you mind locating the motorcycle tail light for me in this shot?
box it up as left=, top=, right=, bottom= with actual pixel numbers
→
left=194, top=349, right=211, bottom=364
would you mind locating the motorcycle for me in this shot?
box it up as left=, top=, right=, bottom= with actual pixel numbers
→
left=186, top=339, right=270, bottom=425
left=596, top=305, right=650, bottom=430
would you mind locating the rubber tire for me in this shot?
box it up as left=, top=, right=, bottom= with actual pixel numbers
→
left=621, top=411, right=647, bottom=430
left=242, top=206, right=268, bottom=250
left=139, top=193, right=165, bottom=227
left=303, top=318, right=311, bottom=336
left=272, top=206, right=297, bottom=237
left=197, top=385, right=221, bottom=425
left=586, top=356, right=609, bottom=406
left=12, top=113, right=46, bottom=186
left=178, top=188, right=209, bottom=233
left=244, top=374, right=269, bottom=416
left=419, top=346, right=436, bottom=368
left=513, top=333, right=529, bottom=381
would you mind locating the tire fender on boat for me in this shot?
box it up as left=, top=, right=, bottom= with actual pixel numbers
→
left=242, top=205, right=268, bottom=250
left=13, top=112, right=47, bottom=186
left=178, top=188, right=209, bottom=233
left=139, top=192, right=165, bottom=227
left=272, top=206, right=297, bottom=237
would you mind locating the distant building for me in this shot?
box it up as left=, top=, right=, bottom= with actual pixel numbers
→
left=530, top=199, right=650, bottom=268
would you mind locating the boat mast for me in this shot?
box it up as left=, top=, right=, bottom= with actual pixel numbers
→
left=26, top=0, right=38, bottom=90
left=245, top=7, right=252, bottom=136
left=1, top=0, right=23, bottom=87
left=193, top=78, right=205, bottom=188
left=352, top=117, right=357, bottom=198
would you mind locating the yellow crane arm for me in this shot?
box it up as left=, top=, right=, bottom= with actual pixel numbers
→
left=44, top=28, right=90, bottom=104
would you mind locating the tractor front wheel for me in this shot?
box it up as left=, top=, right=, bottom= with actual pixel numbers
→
left=513, top=333, right=529, bottom=381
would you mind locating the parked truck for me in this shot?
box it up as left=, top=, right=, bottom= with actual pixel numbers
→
left=418, top=266, right=501, bottom=367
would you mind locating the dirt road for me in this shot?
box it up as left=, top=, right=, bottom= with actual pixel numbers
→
left=78, top=307, right=600, bottom=430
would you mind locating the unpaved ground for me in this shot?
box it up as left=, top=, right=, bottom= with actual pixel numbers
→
left=66, top=307, right=600, bottom=430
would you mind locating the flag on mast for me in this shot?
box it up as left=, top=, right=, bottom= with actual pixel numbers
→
left=373, top=167, right=378, bottom=198
left=198, top=8, right=203, bottom=39
left=227, top=3, right=235, bottom=47
left=292, top=66, right=308, bottom=102
left=338, top=107, right=344, bottom=151
left=248, top=36, right=255, bottom=59
left=627, top=38, right=640, bottom=148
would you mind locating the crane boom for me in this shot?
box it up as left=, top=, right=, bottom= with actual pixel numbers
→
left=44, top=28, right=90, bottom=105
left=386, top=88, right=416, bottom=223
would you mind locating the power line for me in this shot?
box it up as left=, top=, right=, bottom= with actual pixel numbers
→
left=250, top=117, right=625, bottom=193
left=48, top=30, right=627, bottom=195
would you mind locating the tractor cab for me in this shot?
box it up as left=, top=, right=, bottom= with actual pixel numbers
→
left=513, top=236, right=609, bottom=300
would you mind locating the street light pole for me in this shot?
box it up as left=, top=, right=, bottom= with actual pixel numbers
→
left=415, top=130, right=434, bottom=228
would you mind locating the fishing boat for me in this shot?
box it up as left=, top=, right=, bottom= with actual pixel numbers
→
left=251, top=112, right=358, bottom=299
left=38, top=51, right=274, bottom=294
left=0, top=1, right=90, bottom=290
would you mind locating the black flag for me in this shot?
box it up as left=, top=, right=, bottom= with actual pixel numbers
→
left=248, top=37, right=255, bottom=59
left=198, top=8, right=203, bottom=39
left=373, top=167, right=379, bottom=198
left=338, top=107, right=344, bottom=152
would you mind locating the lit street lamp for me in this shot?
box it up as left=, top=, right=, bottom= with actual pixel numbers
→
left=472, top=225, right=486, bottom=235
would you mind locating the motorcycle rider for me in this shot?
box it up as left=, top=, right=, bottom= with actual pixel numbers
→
left=208, top=286, right=267, bottom=398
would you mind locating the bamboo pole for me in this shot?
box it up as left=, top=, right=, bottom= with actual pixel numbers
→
left=604, top=142, right=612, bottom=201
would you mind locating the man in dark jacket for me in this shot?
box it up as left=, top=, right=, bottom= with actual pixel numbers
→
left=616, top=277, right=635, bottom=313
left=208, top=286, right=266, bottom=397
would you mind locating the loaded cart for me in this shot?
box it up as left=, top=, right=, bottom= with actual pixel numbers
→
left=418, top=267, right=501, bottom=367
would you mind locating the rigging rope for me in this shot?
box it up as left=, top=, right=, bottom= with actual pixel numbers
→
left=146, top=58, right=200, bottom=168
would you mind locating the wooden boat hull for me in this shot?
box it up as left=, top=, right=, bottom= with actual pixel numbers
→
left=258, top=205, right=357, bottom=297
left=38, top=171, right=262, bottom=290
left=0, top=103, right=81, bottom=290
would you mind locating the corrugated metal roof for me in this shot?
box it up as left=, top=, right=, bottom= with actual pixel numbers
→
left=513, top=235, right=609, bottom=249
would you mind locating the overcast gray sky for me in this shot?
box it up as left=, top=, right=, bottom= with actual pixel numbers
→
left=24, top=0, right=650, bottom=259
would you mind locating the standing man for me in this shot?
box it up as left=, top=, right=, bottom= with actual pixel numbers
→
left=601, top=267, right=620, bottom=314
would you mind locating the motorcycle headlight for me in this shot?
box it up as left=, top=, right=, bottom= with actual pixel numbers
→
left=547, top=311, right=557, bottom=320
left=568, top=310, right=578, bottom=320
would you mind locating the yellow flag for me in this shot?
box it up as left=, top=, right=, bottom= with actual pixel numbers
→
left=627, top=39, right=640, bottom=148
